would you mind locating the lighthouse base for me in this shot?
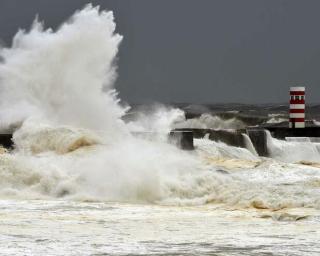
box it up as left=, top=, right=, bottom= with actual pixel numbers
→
left=289, top=122, right=305, bottom=128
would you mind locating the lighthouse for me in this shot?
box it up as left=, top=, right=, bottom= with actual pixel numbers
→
left=289, top=87, right=305, bottom=128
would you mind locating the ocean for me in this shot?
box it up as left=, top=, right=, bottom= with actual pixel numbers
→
left=0, top=4, right=319, bottom=255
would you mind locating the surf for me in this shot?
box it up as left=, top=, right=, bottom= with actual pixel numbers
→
left=0, top=4, right=319, bottom=211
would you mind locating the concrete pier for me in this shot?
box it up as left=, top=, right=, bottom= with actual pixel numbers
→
left=169, top=130, right=194, bottom=150
left=173, top=128, right=246, bottom=148
left=1, top=122, right=320, bottom=156
left=264, top=126, right=320, bottom=140
left=246, top=128, right=268, bottom=156
left=173, top=122, right=320, bottom=157
left=0, top=131, right=195, bottom=151
left=132, top=130, right=194, bottom=150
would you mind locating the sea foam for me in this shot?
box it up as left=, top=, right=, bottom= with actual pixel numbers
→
left=0, top=5, right=319, bottom=211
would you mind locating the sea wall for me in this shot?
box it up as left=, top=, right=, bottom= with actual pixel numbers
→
left=3, top=125, right=320, bottom=156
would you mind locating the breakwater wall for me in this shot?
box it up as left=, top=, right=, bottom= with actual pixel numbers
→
left=173, top=125, right=320, bottom=157
left=173, top=128, right=268, bottom=156
left=0, top=130, right=195, bottom=151
left=2, top=125, right=320, bottom=156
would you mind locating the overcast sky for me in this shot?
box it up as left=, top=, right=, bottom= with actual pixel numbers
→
left=1, top=0, right=320, bottom=104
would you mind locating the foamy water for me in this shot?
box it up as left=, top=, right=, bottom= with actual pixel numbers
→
left=0, top=4, right=320, bottom=255
left=1, top=200, right=320, bottom=256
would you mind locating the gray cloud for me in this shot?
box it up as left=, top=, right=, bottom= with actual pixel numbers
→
left=1, top=0, right=320, bottom=104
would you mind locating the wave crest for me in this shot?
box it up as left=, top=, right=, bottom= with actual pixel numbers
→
left=13, top=120, right=100, bottom=154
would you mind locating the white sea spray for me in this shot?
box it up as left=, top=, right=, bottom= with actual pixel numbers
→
left=0, top=5, right=319, bottom=212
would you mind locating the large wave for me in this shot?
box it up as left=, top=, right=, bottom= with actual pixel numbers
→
left=0, top=4, right=204, bottom=204
left=0, top=4, right=126, bottom=137
left=174, top=113, right=247, bottom=130
left=0, top=4, right=319, bottom=210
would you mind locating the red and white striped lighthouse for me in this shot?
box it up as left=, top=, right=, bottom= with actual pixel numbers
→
left=289, top=86, right=305, bottom=128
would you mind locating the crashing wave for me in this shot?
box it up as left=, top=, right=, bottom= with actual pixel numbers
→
left=0, top=5, right=319, bottom=211
left=13, top=119, right=101, bottom=154
left=174, top=113, right=247, bottom=130
left=266, top=131, right=320, bottom=163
